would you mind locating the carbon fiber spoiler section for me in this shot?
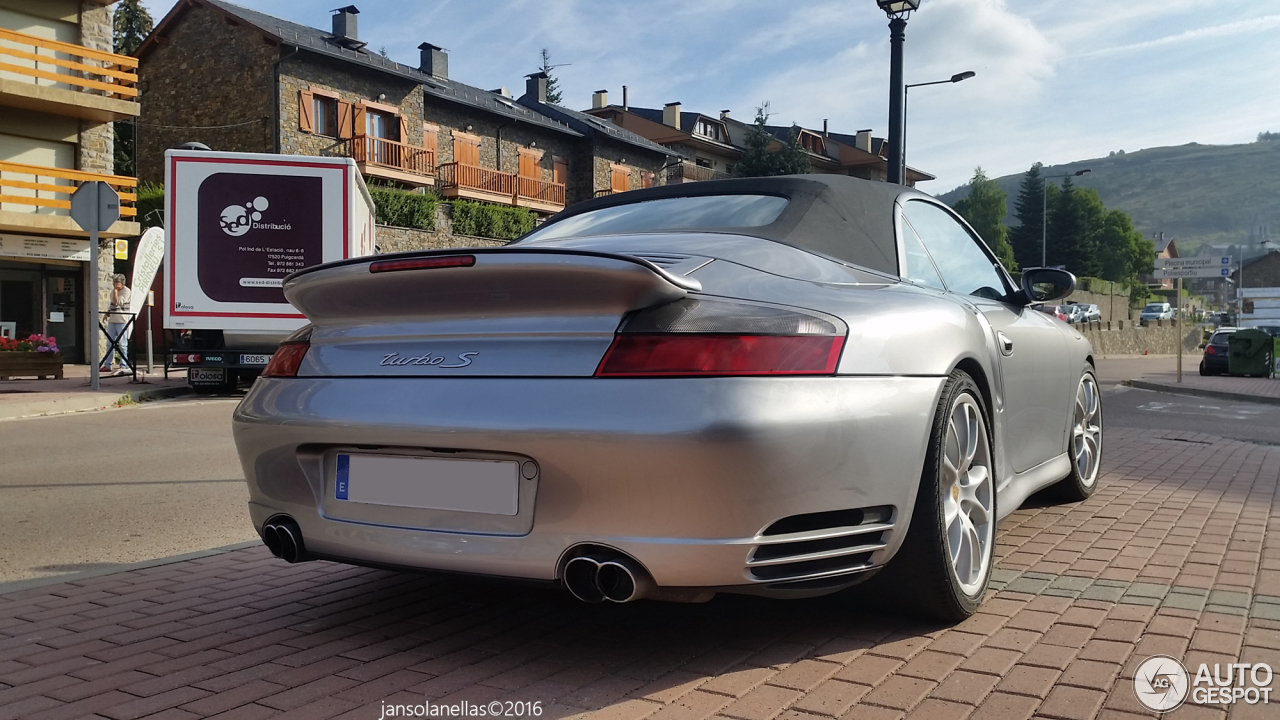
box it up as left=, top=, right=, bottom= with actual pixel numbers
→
left=282, top=247, right=699, bottom=323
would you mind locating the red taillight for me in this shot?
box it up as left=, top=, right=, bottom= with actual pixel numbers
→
left=1205, top=345, right=1217, bottom=355
left=261, top=342, right=309, bottom=378
left=595, top=334, right=845, bottom=377
left=172, top=353, right=200, bottom=364
left=369, top=255, right=475, bottom=273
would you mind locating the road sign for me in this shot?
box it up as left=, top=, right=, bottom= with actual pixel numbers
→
left=1152, top=266, right=1234, bottom=279
left=70, top=181, right=120, bottom=233
left=114, top=239, right=128, bottom=260
left=1154, top=256, right=1232, bottom=269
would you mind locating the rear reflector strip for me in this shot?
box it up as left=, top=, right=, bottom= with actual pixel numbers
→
left=369, top=255, right=476, bottom=273
left=262, top=342, right=309, bottom=378
left=595, top=334, right=844, bottom=377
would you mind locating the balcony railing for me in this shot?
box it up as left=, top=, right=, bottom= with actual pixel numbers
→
left=666, top=161, right=731, bottom=184
left=437, top=162, right=515, bottom=197
left=0, top=160, right=136, bottom=218
left=516, top=175, right=565, bottom=206
left=0, top=27, right=138, bottom=99
left=342, top=135, right=434, bottom=177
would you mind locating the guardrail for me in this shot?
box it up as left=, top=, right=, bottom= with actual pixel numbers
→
left=0, top=27, right=138, bottom=99
left=0, top=160, right=136, bottom=217
left=516, top=176, right=565, bottom=206
left=343, top=135, right=434, bottom=176
left=437, top=162, right=515, bottom=196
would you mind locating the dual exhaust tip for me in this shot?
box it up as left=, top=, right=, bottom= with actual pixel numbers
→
left=563, top=552, right=653, bottom=603
left=262, top=518, right=307, bottom=563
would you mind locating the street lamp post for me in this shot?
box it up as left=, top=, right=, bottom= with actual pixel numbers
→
left=902, top=71, right=974, bottom=183
left=1041, top=168, right=1090, bottom=267
left=876, top=1, right=920, bottom=185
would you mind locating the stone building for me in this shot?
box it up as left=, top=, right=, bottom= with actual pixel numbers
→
left=136, top=1, right=672, bottom=223
left=0, top=0, right=141, bottom=364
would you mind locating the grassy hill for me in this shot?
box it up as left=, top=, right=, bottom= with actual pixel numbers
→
left=937, top=139, right=1280, bottom=254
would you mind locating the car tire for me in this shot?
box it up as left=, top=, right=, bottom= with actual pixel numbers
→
left=879, top=369, right=995, bottom=622
left=1199, top=362, right=1210, bottom=377
left=1046, top=367, right=1103, bottom=503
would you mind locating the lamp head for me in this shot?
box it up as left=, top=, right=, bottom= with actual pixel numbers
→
left=1075, top=168, right=1091, bottom=176
left=950, top=71, right=976, bottom=82
left=877, top=0, right=920, bottom=18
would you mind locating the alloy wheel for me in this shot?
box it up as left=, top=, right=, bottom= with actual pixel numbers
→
left=1073, top=374, right=1103, bottom=486
left=942, top=393, right=994, bottom=596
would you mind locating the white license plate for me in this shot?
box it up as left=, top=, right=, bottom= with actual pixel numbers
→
left=240, top=354, right=272, bottom=365
left=189, top=368, right=225, bottom=383
left=335, top=454, right=520, bottom=516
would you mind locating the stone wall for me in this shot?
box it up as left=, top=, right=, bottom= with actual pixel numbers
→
left=279, top=56, right=423, bottom=158
left=1077, top=322, right=1201, bottom=355
left=589, top=136, right=666, bottom=201
left=423, top=98, right=577, bottom=189
left=375, top=225, right=505, bottom=253
left=136, top=3, right=276, bottom=185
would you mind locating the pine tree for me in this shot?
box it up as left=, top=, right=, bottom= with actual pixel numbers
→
left=1046, top=178, right=1104, bottom=277
left=1008, top=163, right=1045, bottom=268
left=112, top=0, right=153, bottom=177
left=954, top=167, right=1017, bottom=271
left=731, top=104, right=810, bottom=178
left=539, top=49, right=563, bottom=105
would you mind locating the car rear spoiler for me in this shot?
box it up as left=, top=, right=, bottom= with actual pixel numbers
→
left=282, top=247, right=700, bottom=323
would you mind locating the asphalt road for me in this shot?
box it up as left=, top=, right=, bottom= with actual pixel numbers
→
left=0, top=397, right=255, bottom=585
left=1102, top=385, right=1280, bottom=445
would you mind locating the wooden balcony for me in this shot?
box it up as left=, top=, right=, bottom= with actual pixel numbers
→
left=0, top=160, right=139, bottom=238
left=665, top=161, right=731, bottom=184
left=515, top=175, right=565, bottom=213
left=438, top=163, right=565, bottom=213
left=0, top=27, right=139, bottom=122
left=341, top=135, right=435, bottom=186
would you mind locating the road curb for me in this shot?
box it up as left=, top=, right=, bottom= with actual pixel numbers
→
left=0, top=383, right=193, bottom=421
left=1125, top=379, right=1280, bottom=406
left=0, top=540, right=262, bottom=596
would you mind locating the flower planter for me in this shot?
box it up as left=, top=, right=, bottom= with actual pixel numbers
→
left=0, top=351, right=63, bottom=380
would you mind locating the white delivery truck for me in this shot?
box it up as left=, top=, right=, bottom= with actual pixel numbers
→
left=164, top=149, right=375, bottom=391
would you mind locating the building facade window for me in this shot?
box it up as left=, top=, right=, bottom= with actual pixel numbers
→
left=314, top=95, right=338, bottom=138
left=366, top=110, right=398, bottom=141
left=694, top=119, right=724, bottom=142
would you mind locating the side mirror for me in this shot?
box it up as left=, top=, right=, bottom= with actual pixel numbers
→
left=1020, top=267, right=1076, bottom=304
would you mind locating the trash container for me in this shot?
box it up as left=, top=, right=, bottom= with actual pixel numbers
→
left=1227, top=329, right=1273, bottom=377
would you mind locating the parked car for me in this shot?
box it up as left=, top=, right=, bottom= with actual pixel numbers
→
left=1199, top=327, right=1237, bottom=376
left=234, top=175, right=1103, bottom=622
left=1077, top=304, right=1102, bottom=323
left=1140, top=302, right=1175, bottom=324
left=1037, top=304, right=1071, bottom=322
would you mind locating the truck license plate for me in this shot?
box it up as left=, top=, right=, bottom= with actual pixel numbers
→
left=190, top=368, right=225, bottom=383
left=240, top=354, right=272, bottom=365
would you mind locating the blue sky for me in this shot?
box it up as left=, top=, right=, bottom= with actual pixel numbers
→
left=139, top=0, right=1280, bottom=192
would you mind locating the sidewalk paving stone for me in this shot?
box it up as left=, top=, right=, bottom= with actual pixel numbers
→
left=3, top=427, right=1280, bottom=720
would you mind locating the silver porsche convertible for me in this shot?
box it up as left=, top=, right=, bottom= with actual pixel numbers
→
left=232, top=175, right=1103, bottom=620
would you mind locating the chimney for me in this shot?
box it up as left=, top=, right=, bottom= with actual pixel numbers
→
left=855, top=129, right=872, bottom=152
left=663, top=102, right=681, bottom=129
left=720, top=109, right=730, bottom=120
left=592, top=90, right=608, bottom=110
left=418, top=42, right=448, bottom=79
left=525, top=72, right=548, bottom=104
left=823, top=119, right=828, bottom=137
left=622, top=85, right=628, bottom=111
left=331, top=5, right=359, bottom=41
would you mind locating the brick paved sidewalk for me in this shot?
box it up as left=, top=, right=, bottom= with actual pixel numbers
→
left=2, top=428, right=1278, bottom=720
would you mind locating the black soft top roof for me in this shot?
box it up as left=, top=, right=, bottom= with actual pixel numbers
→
left=523, top=174, right=912, bottom=275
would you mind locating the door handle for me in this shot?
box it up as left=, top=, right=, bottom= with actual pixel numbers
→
left=997, top=331, right=1014, bottom=356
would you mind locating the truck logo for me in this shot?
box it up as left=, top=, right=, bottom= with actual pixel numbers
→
left=220, top=196, right=270, bottom=237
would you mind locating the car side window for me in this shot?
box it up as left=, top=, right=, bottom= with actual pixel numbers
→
left=902, top=201, right=1008, bottom=300
left=899, top=220, right=946, bottom=291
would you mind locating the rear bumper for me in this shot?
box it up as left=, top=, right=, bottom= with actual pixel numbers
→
left=232, top=375, right=945, bottom=592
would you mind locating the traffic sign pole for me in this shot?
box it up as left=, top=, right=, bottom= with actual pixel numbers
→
left=70, top=181, right=121, bottom=391
left=1176, top=277, right=1182, bottom=384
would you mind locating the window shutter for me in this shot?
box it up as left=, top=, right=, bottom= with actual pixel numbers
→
left=352, top=103, right=366, bottom=137
left=336, top=100, right=353, bottom=139
left=611, top=165, right=629, bottom=193
left=298, top=90, right=314, bottom=133
left=398, top=115, right=408, bottom=144
left=641, top=170, right=653, bottom=188
left=422, top=124, right=438, bottom=154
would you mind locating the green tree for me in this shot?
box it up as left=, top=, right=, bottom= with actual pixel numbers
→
left=1097, top=209, right=1152, bottom=283
left=732, top=104, right=810, bottom=178
left=1046, top=177, right=1104, bottom=277
left=954, top=167, right=1017, bottom=271
left=538, top=48, right=563, bottom=105
left=112, top=0, right=152, bottom=177
left=1008, top=163, right=1045, bottom=268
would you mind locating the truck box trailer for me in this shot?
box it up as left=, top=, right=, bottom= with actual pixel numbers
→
left=164, top=149, right=375, bottom=391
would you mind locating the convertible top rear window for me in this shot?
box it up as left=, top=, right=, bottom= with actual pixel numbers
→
left=522, top=195, right=789, bottom=241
